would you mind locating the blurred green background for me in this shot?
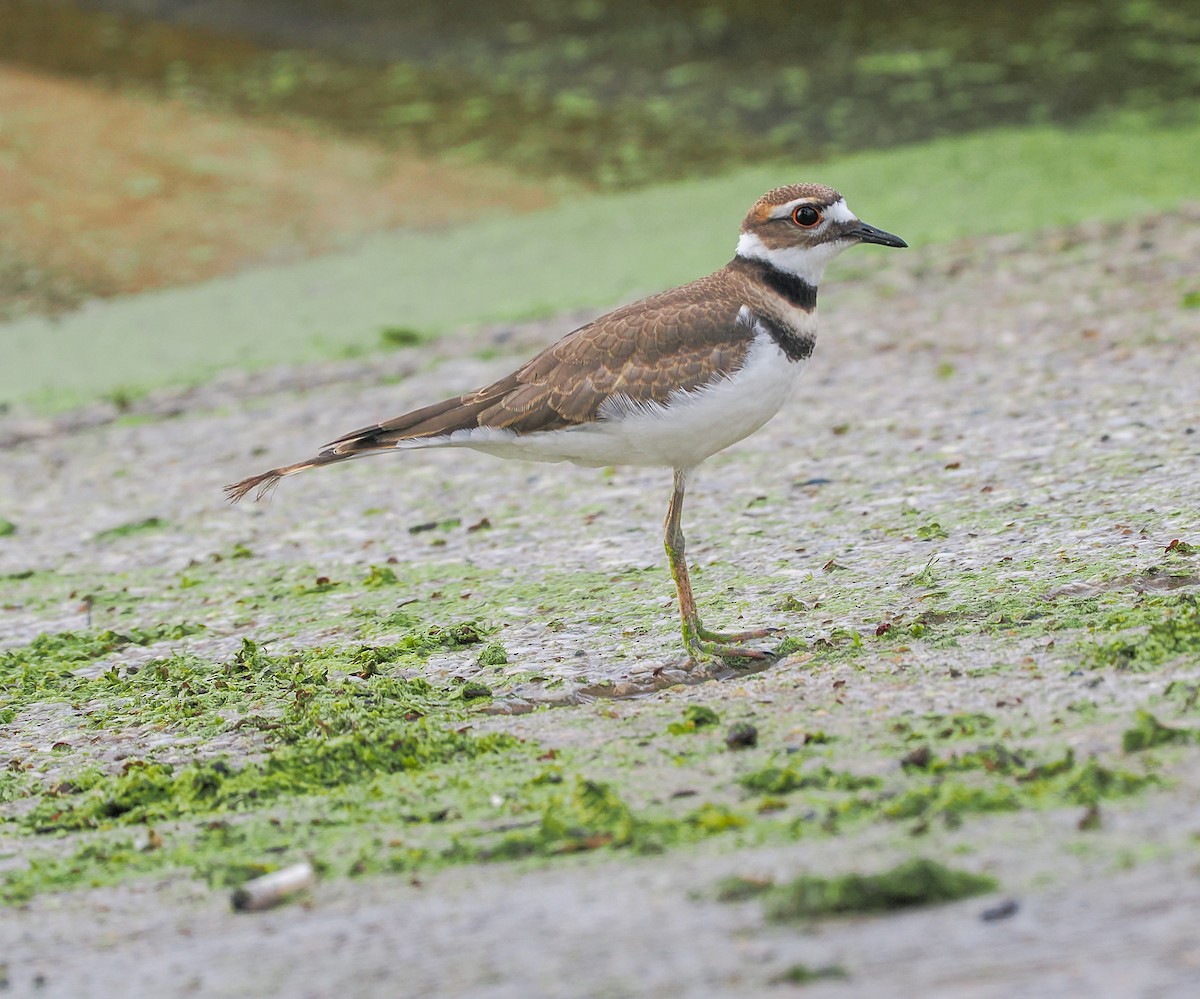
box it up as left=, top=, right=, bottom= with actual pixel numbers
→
left=1, top=0, right=1197, bottom=410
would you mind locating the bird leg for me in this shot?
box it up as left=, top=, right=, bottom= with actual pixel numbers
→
left=664, top=468, right=778, bottom=661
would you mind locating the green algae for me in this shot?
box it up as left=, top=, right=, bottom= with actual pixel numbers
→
left=476, top=643, right=509, bottom=667
left=1057, top=758, right=1157, bottom=806
left=473, top=780, right=742, bottom=862
left=1089, top=594, right=1200, bottom=669
left=489, top=779, right=641, bottom=857
left=1, top=632, right=533, bottom=899
left=760, top=859, right=997, bottom=922
left=2, top=775, right=759, bottom=904
left=892, top=713, right=997, bottom=743
left=1, top=839, right=172, bottom=904
left=730, top=737, right=1159, bottom=836
left=292, top=576, right=344, bottom=596
left=714, top=874, right=774, bottom=903
left=379, top=327, right=427, bottom=348
left=3, top=541, right=1198, bottom=908
left=886, top=744, right=1156, bottom=827
left=686, top=803, right=749, bottom=834
left=740, top=764, right=881, bottom=795
left=667, top=705, right=721, bottom=735
left=76, top=631, right=492, bottom=734
left=24, top=711, right=511, bottom=834
left=883, top=781, right=1022, bottom=828
left=20, top=638, right=520, bottom=835
left=901, top=743, right=1026, bottom=775
left=92, top=517, right=170, bottom=541
left=846, top=562, right=1200, bottom=656
left=772, top=636, right=807, bottom=657
left=1, top=621, right=762, bottom=902
left=361, top=565, right=400, bottom=588
left=1123, top=711, right=1199, bottom=753
left=0, top=624, right=204, bottom=703
left=1160, top=681, right=1200, bottom=713
left=3, top=622, right=502, bottom=771
left=772, top=964, right=849, bottom=985
left=0, top=642, right=1180, bottom=906
left=3, top=624, right=203, bottom=669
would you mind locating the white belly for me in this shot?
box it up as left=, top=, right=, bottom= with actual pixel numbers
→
left=409, top=331, right=807, bottom=471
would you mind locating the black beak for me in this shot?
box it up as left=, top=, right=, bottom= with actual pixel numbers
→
left=847, top=221, right=907, bottom=248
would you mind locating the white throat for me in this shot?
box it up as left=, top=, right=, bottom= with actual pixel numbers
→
left=735, top=231, right=848, bottom=286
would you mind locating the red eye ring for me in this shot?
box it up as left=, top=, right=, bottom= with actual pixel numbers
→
left=791, top=205, right=822, bottom=227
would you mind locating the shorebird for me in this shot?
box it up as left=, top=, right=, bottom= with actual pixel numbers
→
left=227, top=184, right=906, bottom=661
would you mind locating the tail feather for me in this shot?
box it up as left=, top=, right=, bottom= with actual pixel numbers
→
left=324, top=385, right=515, bottom=453
left=225, top=392, right=495, bottom=504
left=225, top=375, right=537, bottom=504
left=224, top=453, right=344, bottom=503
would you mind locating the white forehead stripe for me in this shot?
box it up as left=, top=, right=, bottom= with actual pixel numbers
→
left=768, top=196, right=856, bottom=222
left=768, top=197, right=817, bottom=219
left=824, top=198, right=856, bottom=223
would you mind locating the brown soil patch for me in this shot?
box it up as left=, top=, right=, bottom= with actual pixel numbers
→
left=0, top=64, right=557, bottom=316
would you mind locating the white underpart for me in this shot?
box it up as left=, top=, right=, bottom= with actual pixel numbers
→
left=397, top=327, right=807, bottom=470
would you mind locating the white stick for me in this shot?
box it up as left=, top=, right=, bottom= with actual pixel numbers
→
left=230, top=861, right=315, bottom=912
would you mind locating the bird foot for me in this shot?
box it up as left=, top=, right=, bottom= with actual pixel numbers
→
left=683, top=623, right=782, bottom=664
left=695, top=624, right=782, bottom=644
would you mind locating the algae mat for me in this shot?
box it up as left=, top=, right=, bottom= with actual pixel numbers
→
left=1, top=208, right=1199, bottom=996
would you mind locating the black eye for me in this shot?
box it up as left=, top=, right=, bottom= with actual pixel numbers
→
left=791, top=205, right=822, bottom=227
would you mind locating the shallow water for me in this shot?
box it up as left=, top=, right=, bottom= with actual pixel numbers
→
left=5, top=0, right=1197, bottom=186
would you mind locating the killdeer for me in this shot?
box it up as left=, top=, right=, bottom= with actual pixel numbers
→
left=227, top=184, right=906, bottom=661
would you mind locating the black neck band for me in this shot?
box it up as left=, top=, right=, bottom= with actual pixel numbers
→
left=740, top=256, right=818, bottom=311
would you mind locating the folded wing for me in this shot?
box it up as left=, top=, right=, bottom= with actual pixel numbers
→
left=226, top=274, right=749, bottom=502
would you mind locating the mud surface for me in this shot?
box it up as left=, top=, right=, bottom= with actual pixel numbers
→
left=1, top=207, right=1199, bottom=997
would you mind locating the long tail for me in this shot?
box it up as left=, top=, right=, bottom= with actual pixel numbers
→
left=224, top=382, right=527, bottom=504
left=224, top=452, right=352, bottom=503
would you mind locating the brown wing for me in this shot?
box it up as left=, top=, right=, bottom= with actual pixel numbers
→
left=226, top=271, right=750, bottom=502
left=335, top=271, right=750, bottom=446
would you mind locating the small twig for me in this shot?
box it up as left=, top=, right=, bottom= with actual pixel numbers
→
left=230, top=861, right=314, bottom=912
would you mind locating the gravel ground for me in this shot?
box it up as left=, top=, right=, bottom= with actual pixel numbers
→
left=1, top=206, right=1198, bottom=997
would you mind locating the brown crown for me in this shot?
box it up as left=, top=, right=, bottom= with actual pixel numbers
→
left=743, top=183, right=842, bottom=228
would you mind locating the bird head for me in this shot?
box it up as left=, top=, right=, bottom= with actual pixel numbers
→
left=736, top=184, right=907, bottom=284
